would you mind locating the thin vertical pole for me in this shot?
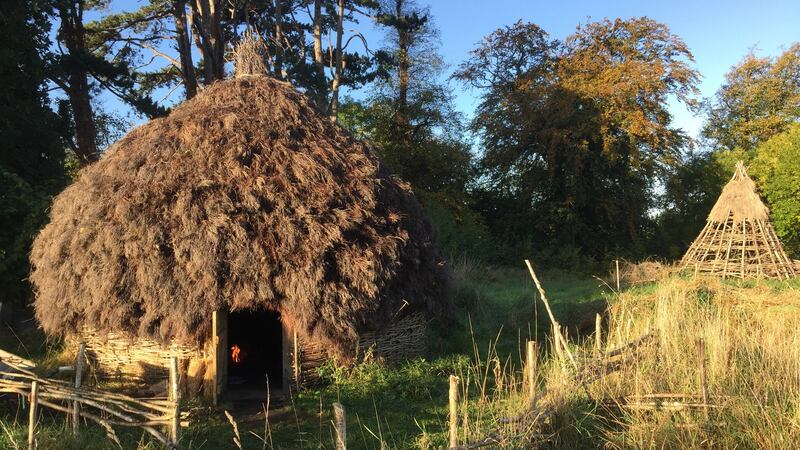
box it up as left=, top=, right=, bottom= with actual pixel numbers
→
left=595, top=314, right=602, bottom=354
left=448, top=375, right=459, bottom=449
left=72, top=343, right=85, bottom=434
left=333, top=402, right=346, bottom=450
left=293, top=331, right=299, bottom=388
left=615, top=259, right=620, bottom=292
left=526, top=341, right=537, bottom=402
left=698, top=340, right=709, bottom=421
left=28, top=380, right=39, bottom=450
left=169, top=357, right=180, bottom=447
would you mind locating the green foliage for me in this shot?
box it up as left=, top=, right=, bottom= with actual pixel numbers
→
left=419, top=192, right=492, bottom=260
left=0, top=170, right=55, bottom=304
left=703, top=43, right=800, bottom=152
left=455, top=18, right=699, bottom=264
left=0, top=0, right=67, bottom=307
left=750, top=124, right=800, bottom=258
left=651, top=151, right=729, bottom=259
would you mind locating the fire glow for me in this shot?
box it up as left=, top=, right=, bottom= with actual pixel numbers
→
left=231, top=344, right=242, bottom=364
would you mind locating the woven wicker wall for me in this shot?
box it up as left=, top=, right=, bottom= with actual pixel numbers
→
left=77, top=313, right=427, bottom=396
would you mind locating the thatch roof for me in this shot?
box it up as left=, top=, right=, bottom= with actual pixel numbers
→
left=30, top=75, right=451, bottom=357
left=707, top=161, right=769, bottom=224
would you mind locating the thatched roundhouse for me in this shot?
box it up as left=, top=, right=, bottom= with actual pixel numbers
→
left=680, top=161, right=796, bottom=280
left=30, top=71, right=451, bottom=397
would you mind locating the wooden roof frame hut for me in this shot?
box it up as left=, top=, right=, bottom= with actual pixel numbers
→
left=29, top=37, right=451, bottom=400
left=680, top=161, right=796, bottom=280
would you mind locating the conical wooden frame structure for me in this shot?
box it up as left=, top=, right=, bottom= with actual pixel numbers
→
left=680, top=161, right=796, bottom=280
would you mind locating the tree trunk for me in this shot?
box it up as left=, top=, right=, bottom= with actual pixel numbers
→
left=190, top=0, right=224, bottom=83
left=329, top=0, right=344, bottom=122
left=58, top=0, right=98, bottom=166
left=312, top=0, right=324, bottom=74
left=274, top=0, right=284, bottom=79
left=395, top=0, right=409, bottom=124
left=174, top=0, right=198, bottom=98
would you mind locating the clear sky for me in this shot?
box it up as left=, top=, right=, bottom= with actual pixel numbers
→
left=103, top=0, right=800, bottom=141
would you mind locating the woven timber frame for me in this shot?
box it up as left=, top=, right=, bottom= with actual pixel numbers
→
left=680, top=161, right=797, bottom=280
left=73, top=312, right=427, bottom=397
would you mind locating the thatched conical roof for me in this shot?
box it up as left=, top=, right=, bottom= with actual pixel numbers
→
left=707, top=161, right=770, bottom=224
left=30, top=75, right=451, bottom=357
left=680, top=161, right=796, bottom=279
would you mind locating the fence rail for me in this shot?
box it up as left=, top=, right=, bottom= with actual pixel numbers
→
left=0, top=347, right=182, bottom=449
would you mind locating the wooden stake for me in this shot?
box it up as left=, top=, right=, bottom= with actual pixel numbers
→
left=28, top=380, right=39, bottom=450
left=524, top=260, right=579, bottom=371
left=293, top=331, right=299, bottom=389
left=526, top=341, right=537, bottom=402
left=169, top=357, right=180, bottom=447
left=698, top=340, right=709, bottom=421
left=595, top=314, right=602, bottom=354
left=553, top=324, right=563, bottom=361
left=449, top=375, right=459, bottom=449
left=333, top=402, right=346, bottom=450
left=72, top=343, right=85, bottom=434
left=615, top=259, right=620, bottom=292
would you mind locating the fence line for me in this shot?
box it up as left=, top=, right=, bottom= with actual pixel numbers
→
left=0, top=347, right=183, bottom=449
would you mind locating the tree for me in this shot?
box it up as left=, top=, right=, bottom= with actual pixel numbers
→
left=703, top=44, right=800, bottom=152
left=47, top=0, right=166, bottom=166
left=0, top=0, right=67, bottom=306
left=750, top=123, right=800, bottom=257
left=456, top=18, right=700, bottom=261
left=339, top=1, right=481, bottom=258
left=651, top=152, right=728, bottom=259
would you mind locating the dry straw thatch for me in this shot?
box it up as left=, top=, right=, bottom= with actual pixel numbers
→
left=706, top=161, right=770, bottom=224
left=30, top=70, right=451, bottom=358
left=680, top=161, right=796, bottom=279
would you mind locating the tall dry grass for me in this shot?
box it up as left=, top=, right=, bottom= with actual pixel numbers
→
left=526, top=275, right=800, bottom=449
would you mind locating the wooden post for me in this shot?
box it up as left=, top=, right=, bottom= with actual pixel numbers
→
left=72, top=343, right=85, bottom=434
left=211, top=310, right=227, bottom=405
left=169, top=356, right=180, bottom=447
left=448, top=375, right=459, bottom=448
left=524, top=260, right=578, bottom=371
left=333, top=402, right=346, bottom=450
left=595, top=314, right=602, bottom=354
left=526, top=341, right=537, bottom=402
left=553, top=324, right=563, bottom=361
left=28, top=380, right=39, bottom=450
left=615, top=259, right=620, bottom=292
left=293, top=331, right=299, bottom=389
left=698, top=340, right=709, bottom=421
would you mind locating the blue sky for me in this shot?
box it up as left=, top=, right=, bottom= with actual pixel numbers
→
left=103, top=0, right=800, bottom=141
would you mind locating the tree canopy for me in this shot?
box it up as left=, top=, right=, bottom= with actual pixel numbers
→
left=455, top=18, right=700, bottom=262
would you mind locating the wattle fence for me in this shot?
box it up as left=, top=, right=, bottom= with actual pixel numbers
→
left=0, top=347, right=183, bottom=449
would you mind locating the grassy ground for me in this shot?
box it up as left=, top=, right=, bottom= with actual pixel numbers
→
left=0, top=263, right=610, bottom=449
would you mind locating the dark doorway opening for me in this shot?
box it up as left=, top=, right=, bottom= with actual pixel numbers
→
left=227, top=309, right=283, bottom=393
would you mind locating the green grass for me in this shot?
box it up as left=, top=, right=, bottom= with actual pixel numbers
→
left=0, top=264, right=609, bottom=449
